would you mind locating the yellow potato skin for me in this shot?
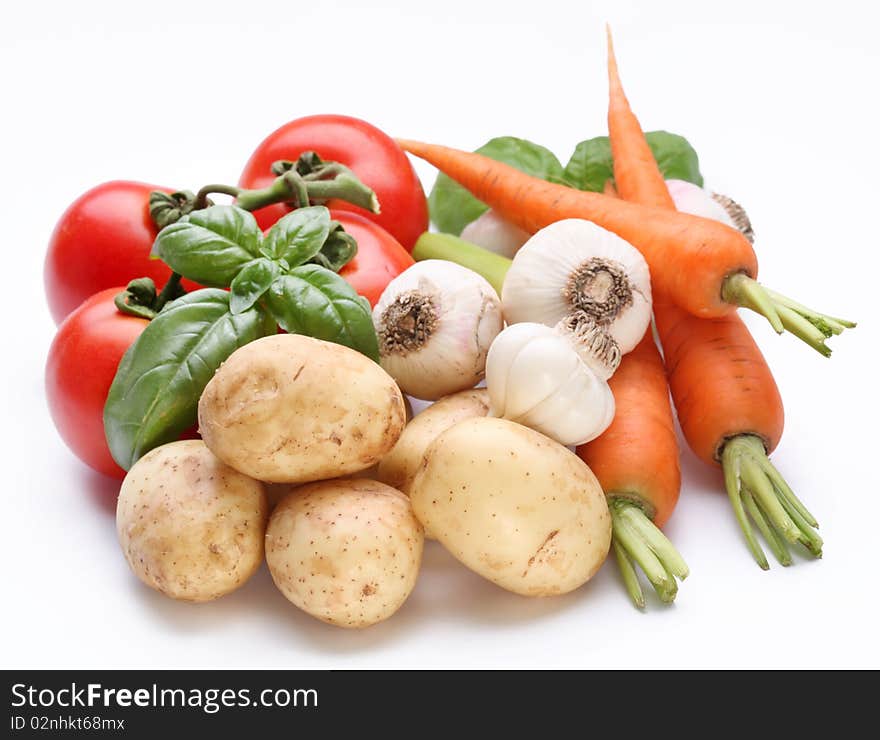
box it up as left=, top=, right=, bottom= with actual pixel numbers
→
left=377, top=388, right=490, bottom=495
left=410, top=417, right=611, bottom=596
left=266, top=479, right=423, bottom=628
left=116, top=440, right=268, bottom=602
left=198, top=335, right=406, bottom=484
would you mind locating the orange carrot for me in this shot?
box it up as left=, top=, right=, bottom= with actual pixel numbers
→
left=578, top=333, right=680, bottom=527
left=606, top=29, right=676, bottom=211
left=399, top=137, right=753, bottom=319
left=657, top=305, right=783, bottom=466
left=605, top=28, right=823, bottom=567
left=399, top=47, right=853, bottom=355
left=577, top=331, right=686, bottom=607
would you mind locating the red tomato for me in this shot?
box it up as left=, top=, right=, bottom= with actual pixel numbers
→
left=44, top=181, right=199, bottom=325
left=239, top=115, right=428, bottom=250
left=333, top=210, right=414, bottom=306
left=45, top=288, right=148, bottom=478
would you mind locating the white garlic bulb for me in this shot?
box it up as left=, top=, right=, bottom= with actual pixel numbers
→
left=460, top=209, right=531, bottom=259
left=501, top=219, right=652, bottom=354
left=373, top=260, right=504, bottom=401
left=485, top=320, right=616, bottom=447
left=666, top=179, right=754, bottom=243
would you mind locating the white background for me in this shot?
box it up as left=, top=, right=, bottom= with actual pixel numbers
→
left=2, top=0, right=878, bottom=669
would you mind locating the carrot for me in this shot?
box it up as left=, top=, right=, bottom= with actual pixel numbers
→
left=577, top=331, right=687, bottom=607
left=606, top=30, right=676, bottom=211
left=606, top=27, right=823, bottom=567
left=657, top=306, right=822, bottom=566
left=399, top=138, right=754, bottom=319
left=658, top=305, right=784, bottom=466
left=399, top=68, right=853, bottom=356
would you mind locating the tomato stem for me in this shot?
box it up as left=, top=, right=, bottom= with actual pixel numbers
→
left=114, top=274, right=186, bottom=320
left=151, top=153, right=380, bottom=230
left=149, top=190, right=200, bottom=230
left=153, top=272, right=183, bottom=312
left=194, top=184, right=240, bottom=209
left=194, top=168, right=379, bottom=215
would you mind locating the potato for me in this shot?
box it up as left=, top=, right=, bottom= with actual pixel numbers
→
left=377, top=388, right=489, bottom=495
left=266, top=479, right=423, bottom=628
left=410, top=417, right=611, bottom=596
left=199, top=335, right=406, bottom=484
left=116, top=439, right=268, bottom=602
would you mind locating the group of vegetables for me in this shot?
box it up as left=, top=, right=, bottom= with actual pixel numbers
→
left=44, top=30, right=854, bottom=625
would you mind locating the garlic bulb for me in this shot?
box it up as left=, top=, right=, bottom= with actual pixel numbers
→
left=485, top=320, right=616, bottom=447
left=373, top=260, right=504, bottom=400
left=666, top=179, right=754, bottom=243
left=501, top=219, right=652, bottom=354
left=460, top=209, right=531, bottom=259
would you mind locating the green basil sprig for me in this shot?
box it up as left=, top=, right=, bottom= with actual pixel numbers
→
left=153, top=204, right=377, bottom=358
left=106, top=204, right=379, bottom=469
left=104, top=290, right=275, bottom=469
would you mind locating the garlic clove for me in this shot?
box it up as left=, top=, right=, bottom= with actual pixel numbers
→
left=491, top=330, right=581, bottom=421
left=484, top=321, right=546, bottom=419
left=460, top=209, right=531, bottom=259
left=501, top=218, right=652, bottom=354
left=517, top=366, right=615, bottom=447
left=485, top=320, right=617, bottom=447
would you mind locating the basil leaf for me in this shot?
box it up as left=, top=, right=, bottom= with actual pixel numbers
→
left=647, top=131, right=703, bottom=186
left=428, top=136, right=564, bottom=235
left=153, top=205, right=263, bottom=286
left=104, top=289, right=275, bottom=469
left=307, top=221, right=358, bottom=273
left=265, top=265, right=379, bottom=361
left=563, top=136, right=615, bottom=193
left=564, top=131, right=703, bottom=192
left=262, top=205, right=331, bottom=265
left=230, top=258, right=281, bottom=314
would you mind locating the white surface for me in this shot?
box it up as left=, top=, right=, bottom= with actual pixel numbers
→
left=2, top=0, right=879, bottom=669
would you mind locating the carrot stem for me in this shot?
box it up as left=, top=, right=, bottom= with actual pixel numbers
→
left=764, top=287, right=856, bottom=335
left=778, top=494, right=824, bottom=557
left=722, top=273, right=854, bottom=356
left=775, top=306, right=834, bottom=357
left=758, top=457, right=818, bottom=528
left=722, top=273, right=784, bottom=333
left=721, top=434, right=822, bottom=567
left=412, top=232, right=511, bottom=296
left=722, top=449, right=770, bottom=569
left=609, top=499, right=686, bottom=606
left=618, top=504, right=689, bottom=580
left=741, top=456, right=801, bottom=544
left=612, top=539, right=646, bottom=610
left=743, top=490, right=792, bottom=566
